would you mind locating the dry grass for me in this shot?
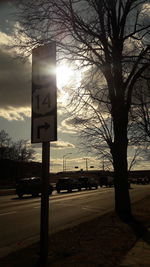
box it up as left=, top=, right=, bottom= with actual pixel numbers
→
left=1, top=195, right=150, bottom=267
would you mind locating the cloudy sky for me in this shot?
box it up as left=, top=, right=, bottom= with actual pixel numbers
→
left=0, top=1, right=149, bottom=172
left=0, top=0, right=101, bottom=173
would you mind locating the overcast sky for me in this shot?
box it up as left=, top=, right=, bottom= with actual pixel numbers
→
left=0, top=1, right=149, bottom=172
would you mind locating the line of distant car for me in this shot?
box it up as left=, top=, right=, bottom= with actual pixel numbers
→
left=16, top=176, right=99, bottom=198
left=129, top=177, right=150, bottom=185
left=56, top=177, right=98, bottom=193
left=15, top=175, right=150, bottom=198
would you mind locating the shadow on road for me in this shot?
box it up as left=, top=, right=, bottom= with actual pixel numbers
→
left=11, top=195, right=40, bottom=201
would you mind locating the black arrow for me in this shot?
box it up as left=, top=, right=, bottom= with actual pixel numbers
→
left=37, top=122, right=50, bottom=139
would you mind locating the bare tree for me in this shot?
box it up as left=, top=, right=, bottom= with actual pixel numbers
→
left=11, top=140, right=35, bottom=162
left=15, top=0, right=150, bottom=221
left=0, top=130, right=35, bottom=161
left=68, top=78, right=145, bottom=173
left=0, top=130, right=10, bottom=147
left=131, top=73, right=150, bottom=144
left=128, top=146, right=144, bottom=171
left=0, top=130, right=11, bottom=159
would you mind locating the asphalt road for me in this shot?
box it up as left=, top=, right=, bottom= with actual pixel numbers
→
left=0, top=184, right=150, bottom=257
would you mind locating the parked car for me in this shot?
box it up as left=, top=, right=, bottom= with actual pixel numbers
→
left=129, top=177, right=137, bottom=184
left=56, top=177, right=81, bottom=193
left=137, top=177, right=149, bottom=185
left=78, top=176, right=98, bottom=190
left=16, top=177, right=53, bottom=198
left=100, top=176, right=131, bottom=189
left=99, top=176, right=114, bottom=187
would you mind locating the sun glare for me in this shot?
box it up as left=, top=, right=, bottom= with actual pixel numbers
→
left=56, top=64, right=81, bottom=104
left=56, top=65, right=73, bottom=88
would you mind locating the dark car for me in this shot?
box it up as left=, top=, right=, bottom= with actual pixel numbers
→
left=56, top=177, right=81, bottom=193
left=99, top=176, right=114, bottom=187
left=16, top=177, right=53, bottom=198
left=78, top=176, right=98, bottom=190
left=137, top=177, right=149, bottom=185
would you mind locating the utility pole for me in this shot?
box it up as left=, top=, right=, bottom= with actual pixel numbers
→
left=63, top=153, right=72, bottom=172
left=85, top=158, right=88, bottom=171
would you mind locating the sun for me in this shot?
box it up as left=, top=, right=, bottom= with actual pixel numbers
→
left=56, top=64, right=73, bottom=88
left=56, top=64, right=81, bottom=103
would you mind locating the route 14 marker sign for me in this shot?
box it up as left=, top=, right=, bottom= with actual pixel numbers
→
left=31, top=43, right=57, bottom=143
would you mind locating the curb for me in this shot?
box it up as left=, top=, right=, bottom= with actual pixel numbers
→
left=0, top=189, right=16, bottom=196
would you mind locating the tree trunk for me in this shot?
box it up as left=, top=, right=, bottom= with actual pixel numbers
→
left=111, top=107, right=132, bottom=221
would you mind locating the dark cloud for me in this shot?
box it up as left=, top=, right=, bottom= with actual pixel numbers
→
left=0, top=1, right=31, bottom=111
left=0, top=1, right=17, bottom=35
left=51, top=141, right=75, bottom=149
left=67, top=117, right=89, bottom=125
left=0, top=48, right=31, bottom=108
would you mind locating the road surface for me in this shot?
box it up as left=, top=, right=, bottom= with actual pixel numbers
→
left=0, top=184, right=150, bottom=257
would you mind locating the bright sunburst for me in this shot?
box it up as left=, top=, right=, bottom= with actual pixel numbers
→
left=56, top=64, right=81, bottom=104
left=56, top=64, right=73, bottom=88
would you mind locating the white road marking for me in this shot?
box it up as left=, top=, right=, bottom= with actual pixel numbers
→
left=0, top=189, right=114, bottom=212
left=0, top=211, right=17, bottom=216
left=82, top=206, right=101, bottom=213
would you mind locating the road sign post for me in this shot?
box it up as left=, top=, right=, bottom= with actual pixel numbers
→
left=40, top=141, right=50, bottom=266
left=32, top=43, right=57, bottom=266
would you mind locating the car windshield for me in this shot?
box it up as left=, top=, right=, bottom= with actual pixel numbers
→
left=19, top=178, right=41, bottom=184
left=19, top=179, right=30, bottom=184
left=58, top=178, right=70, bottom=182
left=79, top=177, right=88, bottom=181
left=31, top=178, right=41, bottom=183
